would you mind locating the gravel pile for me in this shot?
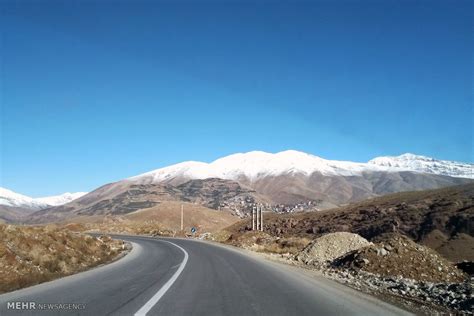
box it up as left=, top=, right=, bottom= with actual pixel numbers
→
left=296, top=232, right=372, bottom=264
left=322, top=269, right=473, bottom=314
left=333, top=233, right=466, bottom=283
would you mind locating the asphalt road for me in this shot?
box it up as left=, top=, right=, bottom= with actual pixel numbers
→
left=0, top=235, right=412, bottom=316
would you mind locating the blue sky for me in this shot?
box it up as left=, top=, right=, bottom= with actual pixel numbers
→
left=1, top=0, right=472, bottom=196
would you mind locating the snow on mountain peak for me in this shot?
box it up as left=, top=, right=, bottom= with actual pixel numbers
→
left=210, top=150, right=346, bottom=178
left=128, top=161, right=213, bottom=183
left=0, top=187, right=48, bottom=209
left=0, top=188, right=88, bottom=209
left=368, top=154, right=473, bottom=179
left=35, top=192, right=88, bottom=206
left=128, top=150, right=473, bottom=184
left=128, top=150, right=386, bottom=184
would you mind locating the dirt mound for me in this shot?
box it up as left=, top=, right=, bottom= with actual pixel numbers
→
left=296, top=232, right=372, bottom=264
left=334, top=234, right=465, bottom=283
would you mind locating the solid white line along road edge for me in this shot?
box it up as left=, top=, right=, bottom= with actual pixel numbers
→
left=134, top=240, right=189, bottom=316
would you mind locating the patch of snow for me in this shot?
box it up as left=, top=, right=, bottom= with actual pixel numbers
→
left=35, top=192, right=88, bottom=206
left=368, top=153, right=473, bottom=179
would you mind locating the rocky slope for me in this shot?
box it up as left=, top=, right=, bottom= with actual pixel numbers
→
left=228, top=183, right=474, bottom=263
left=333, top=233, right=465, bottom=283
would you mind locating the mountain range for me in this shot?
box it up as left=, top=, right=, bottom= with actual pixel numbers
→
left=130, top=151, right=473, bottom=183
left=0, top=188, right=87, bottom=222
left=2, top=150, right=472, bottom=223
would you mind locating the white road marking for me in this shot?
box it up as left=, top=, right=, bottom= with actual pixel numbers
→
left=134, top=240, right=189, bottom=316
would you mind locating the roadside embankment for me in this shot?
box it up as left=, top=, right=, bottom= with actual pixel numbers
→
left=0, top=224, right=128, bottom=294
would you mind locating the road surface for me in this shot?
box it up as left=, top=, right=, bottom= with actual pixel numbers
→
left=0, top=235, right=412, bottom=315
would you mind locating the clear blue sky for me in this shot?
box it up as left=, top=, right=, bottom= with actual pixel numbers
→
left=1, top=0, right=472, bottom=197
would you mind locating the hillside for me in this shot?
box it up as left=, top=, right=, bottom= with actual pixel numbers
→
left=62, top=201, right=240, bottom=236
left=27, top=179, right=264, bottom=223
left=0, top=205, right=38, bottom=223
left=226, top=183, right=474, bottom=263
left=0, top=224, right=125, bottom=293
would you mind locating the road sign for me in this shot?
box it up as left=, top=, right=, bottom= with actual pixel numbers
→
left=191, top=227, right=197, bottom=233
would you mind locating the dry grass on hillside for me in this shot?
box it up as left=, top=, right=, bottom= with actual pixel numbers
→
left=0, top=224, right=126, bottom=294
left=63, top=201, right=240, bottom=236
left=225, top=230, right=312, bottom=255
left=127, top=202, right=239, bottom=232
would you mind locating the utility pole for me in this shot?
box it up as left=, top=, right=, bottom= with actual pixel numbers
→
left=252, top=207, right=256, bottom=230
left=260, top=206, right=263, bottom=231
left=256, top=206, right=260, bottom=231
left=181, top=204, right=184, bottom=231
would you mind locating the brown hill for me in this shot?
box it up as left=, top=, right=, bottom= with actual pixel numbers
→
left=59, top=201, right=240, bottom=236
left=0, top=205, right=37, bottom=223
left=26, top=179, right=266, bottom=223
left=227, top=183, right=474, bottom=262
left=189, top=171, right=472, bottom=206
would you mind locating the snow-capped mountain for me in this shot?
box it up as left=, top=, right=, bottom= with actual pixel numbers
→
left=129, top=150, right=473, bottom=184
left=0, top=188, right=88, bottom=209
left=129, top=150, right=384, bottom=184
left=0, top=187, right=49, bottom=210
left=26, top=150, right=472, bottom=224
left=368, top=153, right=473, bottom=179
left=35, top=192, right=88, bottom=206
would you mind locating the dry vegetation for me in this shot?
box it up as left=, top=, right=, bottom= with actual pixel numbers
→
left=225, top=184, right=474, bottom=263
left=225, top=230, right=312, bottom=255
left=0, top=224, right=126, bottom=294
left=62, top=201, right=240, bottom=236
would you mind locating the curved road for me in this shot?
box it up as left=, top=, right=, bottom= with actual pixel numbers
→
left=0, top=235, right=411, bottom=315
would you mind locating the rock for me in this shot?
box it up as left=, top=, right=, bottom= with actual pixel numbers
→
left=334, top=234, right=466, bottom=283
